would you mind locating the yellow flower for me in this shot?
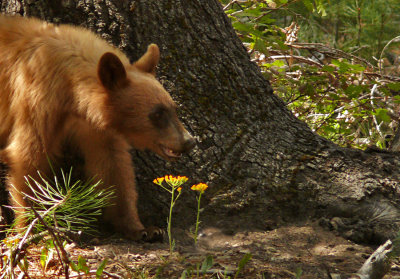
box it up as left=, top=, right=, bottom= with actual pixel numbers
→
left=191, top=183, right=208, bottom=192
left=178, top=176, right=188, bottom=183
left=177, top=187, right=182, bottom=192
left=153, top=177, right=164, bottom=185
left=3, top=237, right=20, bottom=247
left=164, top=175, right=188, bottom=186
left=164, top=175, right=174, bottom=184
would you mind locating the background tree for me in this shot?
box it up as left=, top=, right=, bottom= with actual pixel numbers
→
left=270, top=0, right=400, bottom=60
left=0, top=0, right=400, bottom=246
left=222, top=0, right=400, bottom=149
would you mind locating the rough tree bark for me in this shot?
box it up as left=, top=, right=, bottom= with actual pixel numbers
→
left=0, top=0, right=399, bottom=245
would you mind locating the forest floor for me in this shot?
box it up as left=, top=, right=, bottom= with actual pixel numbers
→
left=12, top=221, right=400, bottom=278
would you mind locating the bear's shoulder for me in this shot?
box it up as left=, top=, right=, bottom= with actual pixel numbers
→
left=0, top=15, right=129, bottom=67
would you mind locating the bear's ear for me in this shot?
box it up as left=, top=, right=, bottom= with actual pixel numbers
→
left=98, top=52, right=128, bottom=91
left=134, top=44, right=160, bottom=75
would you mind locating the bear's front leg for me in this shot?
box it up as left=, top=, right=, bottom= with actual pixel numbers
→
left=4, top=129, right=51, bottom=229
left=74, top=126, right=162, bottom=241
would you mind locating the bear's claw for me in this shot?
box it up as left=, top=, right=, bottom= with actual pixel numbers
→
left=140, top=226, right=164, bottom=243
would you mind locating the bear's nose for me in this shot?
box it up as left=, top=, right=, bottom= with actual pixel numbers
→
left=182, top=133, right=196, bottom=153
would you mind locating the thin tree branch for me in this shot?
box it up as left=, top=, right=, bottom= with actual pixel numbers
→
left=30, top=206, right=70, bottom=279
left=370, top=84, right=384, bottom=139
left=268, top=55, right=323, bottom=67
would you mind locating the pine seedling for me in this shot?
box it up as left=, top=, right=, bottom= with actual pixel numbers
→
left=8, top=168, right=114, bottom=235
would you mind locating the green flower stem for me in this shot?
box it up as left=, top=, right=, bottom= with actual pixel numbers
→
left=153, top=176, right=187, bottom=254
left=167, top=186, right=182, bottom=253
left=159, top=184, right=172, bottom=194
left=167, top=188, right=175, bottom=253
left=193, top=191, right=203, bottom=245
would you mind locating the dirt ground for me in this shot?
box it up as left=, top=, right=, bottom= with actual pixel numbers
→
left=12, top=221, right=400, bottom=278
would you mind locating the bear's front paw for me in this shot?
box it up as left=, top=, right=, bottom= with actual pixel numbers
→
left=141, top=226, right=164, bottom=243
left=128, top=226, right=164, bottom=242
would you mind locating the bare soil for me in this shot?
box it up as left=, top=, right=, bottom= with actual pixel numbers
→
left=13, top=221, right=400, bottom=278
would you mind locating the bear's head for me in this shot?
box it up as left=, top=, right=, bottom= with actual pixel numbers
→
left=97, top=44, right=195, bottom=160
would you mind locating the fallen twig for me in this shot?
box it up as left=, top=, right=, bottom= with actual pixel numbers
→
left=353, top=239, right=392, bottom=279
left=30, top=205, right=71, bottom=279
left=68, top=269, right=123, bottom=279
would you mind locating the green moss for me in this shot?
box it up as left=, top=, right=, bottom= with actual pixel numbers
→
left=177, top=16, right=190, bottom=29
left=205, top=69, right=216, bottom=79
left=212, top=182, right=234, bottom=198
left=198, top=96, right=210, bottom=105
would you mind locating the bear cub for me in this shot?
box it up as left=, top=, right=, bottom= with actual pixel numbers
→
left=0, top=15, right=195, bottom=241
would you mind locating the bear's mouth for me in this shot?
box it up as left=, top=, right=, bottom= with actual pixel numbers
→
left=161, top=145, right=182, bottom=159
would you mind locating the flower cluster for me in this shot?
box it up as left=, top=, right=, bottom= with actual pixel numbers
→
left=153, top=177, right=164, bottom=185
left=166, top=175, right=188, bottom=185
left=152, top=175, right=191, bottom=253
left=153, top=175, right=188, bottom=188
left=191, top=183, right=208, bottom=193
left=153, top=175, right=209, bottom=194
left=152, top=175, right=209, bottom=249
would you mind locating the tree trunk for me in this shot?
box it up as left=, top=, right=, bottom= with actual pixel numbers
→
left=1, top=0, right=400, bottom=245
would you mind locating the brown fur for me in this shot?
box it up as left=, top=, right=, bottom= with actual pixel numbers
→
left=0, top=15, right=194, bottom=240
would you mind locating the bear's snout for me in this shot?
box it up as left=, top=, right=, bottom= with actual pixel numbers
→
left=181, top=132, right=196, bottom=153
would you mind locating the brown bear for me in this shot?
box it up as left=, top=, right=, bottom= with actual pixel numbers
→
left=0, top=15, right=195, bottom=241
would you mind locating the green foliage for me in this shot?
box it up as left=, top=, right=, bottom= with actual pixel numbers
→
left=70, top=255, right=90, bottom=274
left=235, top=253, right=252, bottom=278
left=40, top=239, right=56, bottom=271
left=200, top=255, right=214, bottom=274
left=390, top=231, right=400, bottom=258
left=223, top=0, right=287, bottom=53
left=1, top=168, right=113, bottom=278
left=300, top=0, right=400, bottom=59
left=295, top=266, right=303, bottom=278
left=180, top=253, right=252, bottom=279
left=9, top=168, right=114, bottom=235
left=96, top=259, right=108, bottom=279
left=222, top=0, right=400, bottom=149
left=268, top=60, right=397, bottom=148
left=69, top=256, right=108, bottom=278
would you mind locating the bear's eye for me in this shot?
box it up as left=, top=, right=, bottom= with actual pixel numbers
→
left=149, top=104, right=170, bottom=129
